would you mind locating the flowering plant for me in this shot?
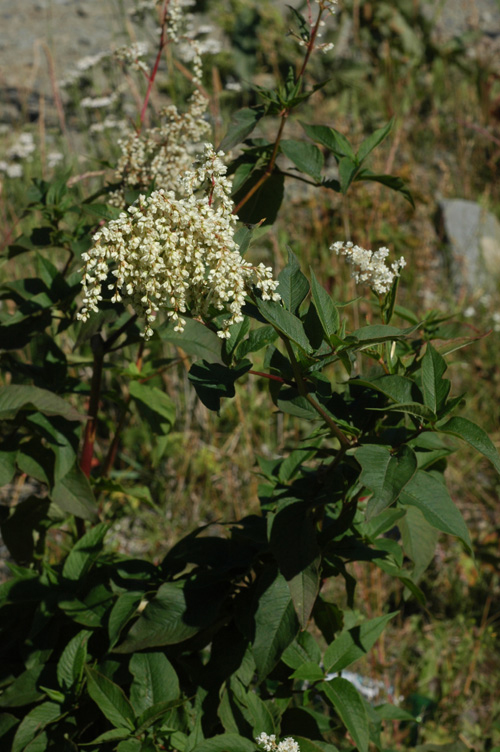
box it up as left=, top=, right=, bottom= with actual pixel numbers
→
left=0, top=1, right=497, bottom=751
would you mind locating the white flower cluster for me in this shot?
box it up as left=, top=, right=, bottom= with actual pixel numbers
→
left=78, top=144, right=280, bottom=339
left=332, top=241, right=406, bottom=295
left=81, top=94, right=117, bottom=109
left=109, top=87, right=209, bottom=208
left=256, top=733, right=300, bottom=752
left=114, top=42, right=150, bottom=74
left=0, top=132, right=36, bottom=179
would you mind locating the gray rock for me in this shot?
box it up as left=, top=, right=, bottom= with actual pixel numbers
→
left=439, top=198, right=500, bottom=293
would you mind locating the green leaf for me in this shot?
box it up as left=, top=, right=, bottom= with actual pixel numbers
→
left=129, top=652, right=180, bottom=716
left=400, top=470, right=472, bottom=551
left=235, top=325, right=278, bottom=360
left=0, top=666, right=45, bottom=708
left=0, top=713, right=18, bottom=739
left=12, top=702, right=61, bottom=752
left=88, top=728, right=133, bottom=744
left=309, top=270, right=339, bottom=341
left=256, top=298, right=312, bottom=354
left=281, top=140, right=324, bottom=182
left=290, top=662, right=325, bottom=682
left=219, top=107, right=265, bottom=152
left=354, top=169, right=415, bottom=207
left=252, top=570, right=299, bottom=679
left=269, top=500, right=321, bottom=628
left=381, top=402, right=437, bottom=421
left=301, top=123, right=356, bottom=160
left=51, top=465, right=99, bottom=521
left=356, top=444, right=418, bottom=519
left=108, top=592, right=143, bottom=648
left=114, top=580, right=222, bottom=652
left=232, top=171, right=284, bottom=226
left=355, top=374, right=416, bottom=404
left=293, top=739, right=339, bottom=752
left=277, top=249, right=310, bottom=314
left=129, top=381, right=176, bottom=434
left=399, top=506, right=439, bottom=581
left=0, top=449, right=17, bottom=486
left=436, top=416, right=500, bottom=474
left=117, top=739, right=143, bottom=752
left=159, top=318, right=222, bottom=362
left=193, top=734, right=256, bottom=752
left=322, top=678, right=369, bottom=752
left=85, top=667, right=135, bottom=730
left=188, top=360, right=252, bottom=412
left=338, top=157, right=359, bottom=194
left=323, top=612, right=397, bottom=674
left=39, top=686, right=65, bottom=703
left=356, top=119, right=394, bottom=165
left=421, top=343, right=450, bottom=415
left=56, top=629, right=92, bottom=690
left=374, top=703, right=415, bottom=721
left=0, top=496, right=51, bottom=565
left=0, top=385, right=84, bottom=422
left=346, top=323, right=418, bottom=344
left=135, top=699, right=184, bottom=734
left=62, top=522, right=109, bottom=580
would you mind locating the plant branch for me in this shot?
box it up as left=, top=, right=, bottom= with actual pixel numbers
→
left=139, top=0, right=171, bottom=129
left=80, top=334, right=105, bottom=481
left=232, top=6, right=324, bottom=216
left=281, top=335, right=351, bottom=448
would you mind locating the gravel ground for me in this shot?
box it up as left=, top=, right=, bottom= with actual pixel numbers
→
left=1, top=0, right=500, bottom=121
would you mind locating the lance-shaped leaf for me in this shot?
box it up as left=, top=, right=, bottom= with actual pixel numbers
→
left=219, top=107, right=265, bottom=151
left=62, top=522, right=109, bottom=580
left=421, top=343, right=450, bottom=415
left=0, top=385, right=84, bottom=422
left=399, top=470, right=472, bottom=551
left=251, top=570, right=299, bottom=679
left=323, top=612, right=397, bottom=674
left=300, top=122, right=356, bottom=160
left=281, top=139, right=324, bottom=182
left=57, top=629, right=92, bottom=690
left=338, top=157, right=359, bottom=194
left=85, top=667, right=135, bottom=730
left=277, top=248, right=310, bottom=314
left=399, top=506, right=439, bottom=581
left=356, top=119, right=394, bottom=164
left=256, top=298, right=313, bottom=354
left=356, top=444, right=418, bottom=519
left=269, top=500, right=321, bottom=628
left=436, top=416, right=500, bottom=474
left=310, top=269, right=339, bottom=341
left=12, top=702, right=62, bottom=752
left=129, top=652, right=180, bottom=716
left=321, top=678, right=369, bottom=752
left=354, top=168, right=415, bottom=207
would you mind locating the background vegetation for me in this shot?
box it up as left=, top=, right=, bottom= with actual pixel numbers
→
left=0, top=0, right=499, bottom=749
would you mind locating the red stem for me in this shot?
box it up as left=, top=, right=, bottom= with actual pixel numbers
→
left=232, top=7, right=324, bottom=216
left=249, top=369, right=285, bottom=383
left=139, top=0, right=171, bottom=130
left=80, top=334, right=105, bottom=479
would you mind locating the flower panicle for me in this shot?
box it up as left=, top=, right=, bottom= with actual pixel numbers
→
left=332, top=240, right=406, bottom=295
left=77, top=144, right=280, bottom=339
left=256, top=733, right=300, bottom=752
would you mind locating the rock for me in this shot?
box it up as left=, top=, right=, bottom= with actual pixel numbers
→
left=438, top=198, right=500, bottom=293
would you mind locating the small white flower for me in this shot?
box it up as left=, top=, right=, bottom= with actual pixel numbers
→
left=332, top=241, right=406, bottom=295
